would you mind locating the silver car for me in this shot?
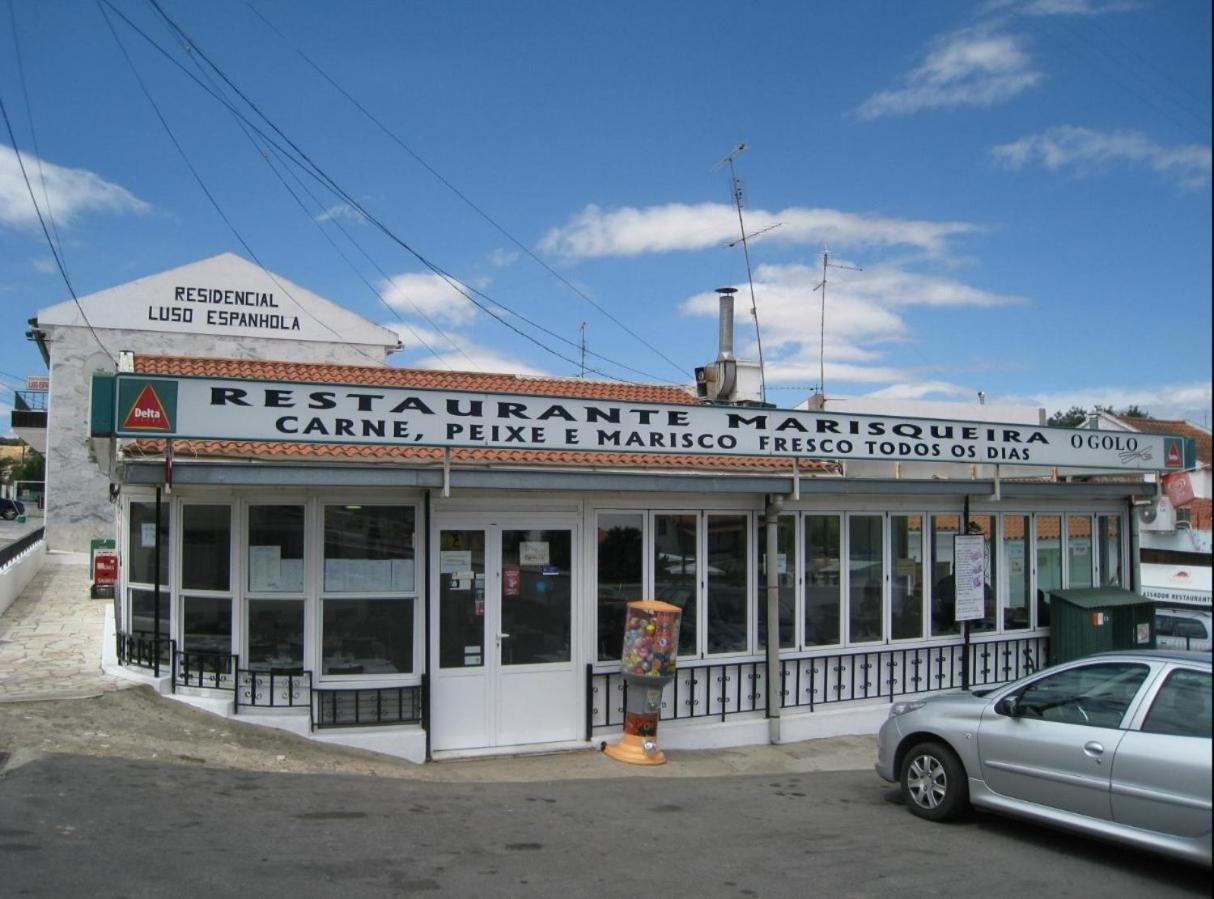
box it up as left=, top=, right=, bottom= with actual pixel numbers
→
left=875, top=650, right=1212, bottom=866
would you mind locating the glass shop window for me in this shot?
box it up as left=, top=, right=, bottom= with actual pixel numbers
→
left=1067, top=515, right=1094, bottom=589
left=848, top=515, right=884, bottom=644
left=804, top=515, right=841, bottom=647
left=322, top=598, right=413, bottom=676
left=757, top=515, right=796, bottom=650
left=128, top=500, right=169, bottom=587
left=248, top=505, right=305, bottom=594
left=597, top=513, right=644, bottom=662
left=891, top=515, right=924, bottom=640
left=247, top=599, right=304, bottom=672
left=129, top=587, right=170, bottom=656
left=1035, top=515, right=1062, bottom=628
left=1097, top=515, right=1123, bottom=588
left=966, top=515, right=997, bottom=633
left=324, top=505, right=416, bottom=593
left=182, top=505, right=230, bottom=592
left=1004, top=515, right=1030, bottom=631
left=182, top=595, right=232, bottom=656
left=705, top=514, right=749, bottom=654
left=653, top=513, right=698, bottom=657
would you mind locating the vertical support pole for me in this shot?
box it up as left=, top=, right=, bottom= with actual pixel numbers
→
left=961, top=496, right=970, bottom=692
left=764, top=495, right=783, bottom=743
left=153, top=486, right=162, bottom=679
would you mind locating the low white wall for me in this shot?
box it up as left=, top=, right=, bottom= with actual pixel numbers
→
left=0, top=539, right=46, bottom=617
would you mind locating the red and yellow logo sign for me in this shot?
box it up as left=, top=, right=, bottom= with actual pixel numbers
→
left=121, top=384, right=173, bottom=432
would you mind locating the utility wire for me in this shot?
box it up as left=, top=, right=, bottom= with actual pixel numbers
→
left=243, top=0, right=690, bottom=380
left=130, top=0, right=674, bottom=384
left=0, top=93, right=115, bottom=365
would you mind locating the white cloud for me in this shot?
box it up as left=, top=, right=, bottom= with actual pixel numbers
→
left=379, top=272, right=479, bottom=325
left=315, top=203, right=365, bottom=225
left=863, top=381, right=975, bottom=400
left=31, top=257, right=58, bottom=274
left=680, top=262, right=1019, bottom=389
left=983, top=0, right=1137, bottom=16
left=992, top=126, right=1212, bottom=188
left=1003, top=381, right=1213, bottom=423
left=854, top=26, right=1042, bottom=120
left=487, top=248, right=519, bottom=268
left=539, top=203, right=978, bottom=259
left=385, top=322, right=548, bottom=376
left=1, top=145, right=149, bottom=231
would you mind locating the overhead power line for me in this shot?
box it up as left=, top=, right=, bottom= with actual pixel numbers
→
left=242, top=1, right=689, bottom=380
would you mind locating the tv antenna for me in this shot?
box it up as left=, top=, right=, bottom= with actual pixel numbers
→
left=812, top=248, right=862, bottom=396
left=579, top=321, right=587, bottom=377
left=712, top=142, right=766, bottom=404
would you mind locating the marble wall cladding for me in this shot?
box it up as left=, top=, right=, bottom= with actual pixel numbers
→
left=44, top=325, right=391, bottom=552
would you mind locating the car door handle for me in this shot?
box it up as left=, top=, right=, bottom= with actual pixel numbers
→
left=1083, top=741, right=1104, bottom=758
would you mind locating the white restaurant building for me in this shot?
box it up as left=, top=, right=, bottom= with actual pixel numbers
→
left=36, top=255, right=1193, bottom=762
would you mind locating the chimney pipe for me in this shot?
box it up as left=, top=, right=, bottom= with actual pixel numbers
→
left=716, top=287, right=737, bottom=361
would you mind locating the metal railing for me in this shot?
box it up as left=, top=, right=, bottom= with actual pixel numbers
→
left=0, top=527, right=44, bottom=570
left=587, top=635, right=1048, bottom=732
left=311, top=681, right=425, bottom=730
left=116, top=631, right=174, bottom=673
left=172, top=648, right=237, bottom=692
left=235, top=668, right=312, bottom=712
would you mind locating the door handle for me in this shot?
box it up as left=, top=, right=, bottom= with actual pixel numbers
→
left=497, top=633, right=510, bottom=640
left=1083, top=741, right=1104, bottom=758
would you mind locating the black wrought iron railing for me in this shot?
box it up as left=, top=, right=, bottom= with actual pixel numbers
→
left=235, top=668, right=311, bottom=712
left=116, top=631, right=174, bottom=673
left=311, top=681, right=424, bottom=730
left=172, top=648, right=237, bottom=692
left=0, top=527, right=44, bottom=570
left=587, top=635, right=1048, bottom=732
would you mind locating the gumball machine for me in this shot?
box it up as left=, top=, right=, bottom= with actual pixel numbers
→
left=603, top=600, right=682, bottom=765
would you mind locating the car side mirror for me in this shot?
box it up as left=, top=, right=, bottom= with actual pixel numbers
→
left=995, top=696, right=1019, bottom=717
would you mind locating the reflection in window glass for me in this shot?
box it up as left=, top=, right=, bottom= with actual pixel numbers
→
left=323, top=598, right=414, bottom=675
left=182, top=595, right=232, bottom=656
left=182, top=505, right=230, bottom=592
left=968, top=516, right=996, bottom=633
left=1097, top=515, right=1122, bottom=587
left=891, top=515, right=923, bottom=640
left=1068, top=515, right=1093, bottom=588
left=805, top=515, right=841, bottom=646
left=654, top=514, right=698, bottom=656
left=848, top=515, right=883, bottom=643
left=1142, top=670, right=1212, bottom=737
left=1016, top=663, right=1148, bottom=728
left=129, top=587, right=170, bottom=660
left=597, top=514, right=643, bottom=661
left=128, top=501, right=169, bottom=585
left=247, top=599, right=304, bottom=671
left=324, top=506, right=416, bottom=593
left=706, top=515, right=748, bottom=654
left=931, top=515, right=960, bottom=637
left=501, top=529, right=572, bottom=665
left=1004, top=515, right=1030, bottom=631
left=1036, top=515, right=1062, bottom=628
left=438, top=530, right=485, bottom=669
left=757, top=515, right=796, bottom=650
left=248, top=505, right=304, bottom=593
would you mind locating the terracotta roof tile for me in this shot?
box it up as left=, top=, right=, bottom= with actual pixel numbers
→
left=134, top=354, right=698, bottom=405
left=1108, top=416, right=1211, bottom=466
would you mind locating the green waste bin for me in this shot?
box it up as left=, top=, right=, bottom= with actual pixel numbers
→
left=1047, top=587, right=1156, bottom=666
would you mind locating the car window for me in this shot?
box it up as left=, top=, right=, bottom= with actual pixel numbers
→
left=1141, top=669, right=1212, bottom=738
left=1155, top=616, right=1176, bottom=637
left=1015, top=662, right=1150, bottom=728
left=1175, top=619, right=1208, bottom=639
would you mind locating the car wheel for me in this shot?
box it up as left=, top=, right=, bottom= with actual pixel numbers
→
left=1, top=509, right=16, bottom=521
left=900, top=741, right=969, bottom=822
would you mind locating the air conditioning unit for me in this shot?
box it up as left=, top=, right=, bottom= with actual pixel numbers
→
left=1138, top=497, right=1176, bottom=532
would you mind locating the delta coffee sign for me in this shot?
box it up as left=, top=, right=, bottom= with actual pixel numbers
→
left=103, top=374, right=1188, bottom=472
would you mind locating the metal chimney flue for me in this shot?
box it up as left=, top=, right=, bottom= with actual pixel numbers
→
left=715, top=287, right=737, bottom=361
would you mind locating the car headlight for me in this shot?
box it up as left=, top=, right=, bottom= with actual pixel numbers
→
left=888, top=700, right=927, bottom=718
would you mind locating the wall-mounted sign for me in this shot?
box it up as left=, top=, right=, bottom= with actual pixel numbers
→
left=99, top=374, right=1189, bottom=471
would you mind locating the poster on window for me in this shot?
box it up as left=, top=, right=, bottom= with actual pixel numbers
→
left=954, top=534, right=986, bottom=622
left=503, top=567, right=521, bottom=596
left=519, top=541, right=549, bottom=566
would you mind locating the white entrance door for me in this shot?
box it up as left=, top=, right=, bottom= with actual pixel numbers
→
left=430, top=519, right=579, bottom=752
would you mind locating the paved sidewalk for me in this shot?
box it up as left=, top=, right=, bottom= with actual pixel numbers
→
left=0, top=551, right=131, bottom=702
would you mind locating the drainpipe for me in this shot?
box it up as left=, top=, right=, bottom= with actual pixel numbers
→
left=765, top=494, right=784, bottom=743
left=1129, top=496, right=1141, bottom=593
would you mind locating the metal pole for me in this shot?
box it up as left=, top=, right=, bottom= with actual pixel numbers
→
left=153, top=485, right=161, bottom=678
left=961, top=496, right=970, bottom=691
left=765, top=495, right=783, bottom=742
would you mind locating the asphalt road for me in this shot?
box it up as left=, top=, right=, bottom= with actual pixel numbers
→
left=0, top=753, right=1207, bottom=898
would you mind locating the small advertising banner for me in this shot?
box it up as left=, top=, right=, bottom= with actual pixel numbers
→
left=91, top=550, right=118, bottom=600
left=503, top=567, right=521, bottom=597
left=954, top=535, right=987, bottom=622
left=1163, top=471, right=1195, bottom=508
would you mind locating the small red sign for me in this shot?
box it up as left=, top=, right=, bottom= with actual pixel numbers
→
left=122, top=384, right=172, bottom=431
left=503, top=567, right=521, bottom=597
left=1164, top=471, right=1195, bottom=507
left=94, top=551, right=119, bottom=585
left=1165, top=440, right=1182, bottom=468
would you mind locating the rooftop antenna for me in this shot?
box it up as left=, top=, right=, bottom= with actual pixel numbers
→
left=812, top=248, right=862, bottom=397
left=579, top=321, right=587, bottom=378
left=712, top=142, right=767, bottom=404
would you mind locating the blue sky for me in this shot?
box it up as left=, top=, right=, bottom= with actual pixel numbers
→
left=2, top=0, right=1211, bottom=430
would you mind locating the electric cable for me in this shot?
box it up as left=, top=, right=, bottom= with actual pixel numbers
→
left=243, top=0, right=690, bottom=380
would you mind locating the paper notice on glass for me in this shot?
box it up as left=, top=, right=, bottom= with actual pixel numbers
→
left=954, top=534, right=986, bottom=622
left=449, top=571, right=473, bottom=591
left=520, top=541, right=549, bottom=566
left=440, top=550, right=472, bottom=573
left=141, top=522, right=157, bottom=548
left=279, top=558, right=304, bottom=592
left=324, top=558, right=348, bottom=591
left=391, top=558, right=415, bottom=591
left=249, top=545, right=282, bottom=591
